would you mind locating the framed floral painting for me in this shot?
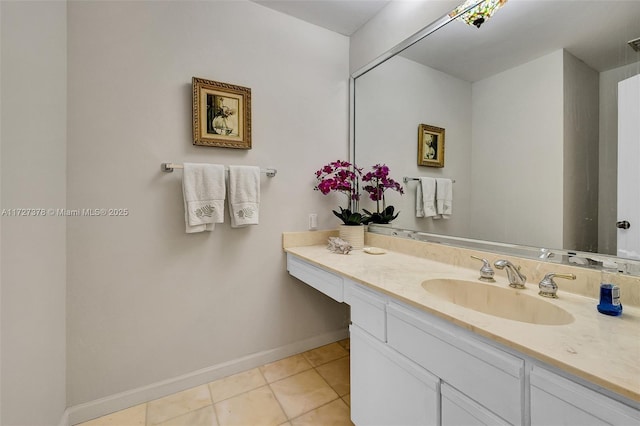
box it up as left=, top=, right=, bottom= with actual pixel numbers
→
left=418, top=124, right=445, bottom=167
left=192, top=77, right=252, bottom=149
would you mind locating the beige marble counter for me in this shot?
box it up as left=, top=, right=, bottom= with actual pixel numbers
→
left=283, top=231, right=640, bottom=404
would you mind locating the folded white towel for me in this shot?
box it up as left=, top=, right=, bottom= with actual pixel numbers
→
left=227, top=165, right=260, bottom=228
left=416, top=177, right=438, bottom=218
left=182, top=163, right=225, bottom=233
left=436, top=178, right=453, bottom=219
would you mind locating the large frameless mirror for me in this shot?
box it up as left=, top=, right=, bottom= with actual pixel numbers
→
left=353, top=0, right=640, bottom=274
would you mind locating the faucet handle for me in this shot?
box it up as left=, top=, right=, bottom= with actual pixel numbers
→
left=538, top=272, right=576, bottom=298
left=471, top=255, right=495, bottom=282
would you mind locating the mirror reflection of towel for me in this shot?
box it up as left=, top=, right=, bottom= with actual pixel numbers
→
left=436, top=178, right=453, bottom=219
left=416, top=177, right=438, bottom=218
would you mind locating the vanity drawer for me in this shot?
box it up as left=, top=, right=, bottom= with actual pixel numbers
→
left=530, top=365, right=640, bottom=425
left=387, top=301, right=524, bottom=425
left=287, top=254, right=343, bottom=302
left=344, top=280, right=387, bottom=341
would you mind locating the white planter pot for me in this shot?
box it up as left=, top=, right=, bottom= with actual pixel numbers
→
left=339, top=224, right=365, bottom=250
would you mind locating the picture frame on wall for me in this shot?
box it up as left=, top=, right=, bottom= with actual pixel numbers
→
left=418, top=124, right=445, bottom=167
left=192, top=77, right=252, bottom=149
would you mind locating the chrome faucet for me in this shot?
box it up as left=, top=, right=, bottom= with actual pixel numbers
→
left=538, top=248, right=555, bottom=259
left=494, top=260, right=527, bottom=289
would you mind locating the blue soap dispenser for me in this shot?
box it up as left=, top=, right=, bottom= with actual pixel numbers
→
left=597, top=283, right=623, bottom=316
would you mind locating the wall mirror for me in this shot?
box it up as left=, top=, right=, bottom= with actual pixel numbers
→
left=353, top=0, right=640, bottom=274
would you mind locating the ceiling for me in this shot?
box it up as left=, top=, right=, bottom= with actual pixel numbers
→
left=401, top=0, right=640, bottom=82
left=252, top=0, right=640, bottom=82
left=252, top=0, right=391, bottom=36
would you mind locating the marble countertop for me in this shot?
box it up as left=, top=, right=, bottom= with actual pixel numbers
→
left=284, top=243, right=640, bottom=404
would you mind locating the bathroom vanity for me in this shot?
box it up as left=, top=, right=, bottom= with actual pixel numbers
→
left=284, top=232, right=640, bottom=425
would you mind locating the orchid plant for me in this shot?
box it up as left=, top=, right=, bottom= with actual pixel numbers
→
left=314, top=161, right=404, bottom=226
left=361, top=163, right=404, bottom=224
left=314, top=160, right=363, bottom=226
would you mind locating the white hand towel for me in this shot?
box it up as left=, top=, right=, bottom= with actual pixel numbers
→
left=436, top=178, right=453, bottom=219
left=182, top=163, right=225, bottom=233
left=417, top=177, right=438, bottom=218
left=227, top=165, right=260, bottom=228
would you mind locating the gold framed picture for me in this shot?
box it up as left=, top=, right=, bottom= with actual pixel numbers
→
left=192, top=77, right=251, bottom=149
left=418, top=124, right=445, bottom=167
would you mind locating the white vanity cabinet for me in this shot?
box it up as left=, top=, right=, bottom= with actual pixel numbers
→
left=386, top=301, right=524, bottom=425
left=530, top=366, right=640, bottom=425
left=351, top=325, right=440, bottom=425
left=347, top=281, right=440, bottom=425
left=286, top=254, right=640, bottom=426
left=345, top=279, right=520, bottom=425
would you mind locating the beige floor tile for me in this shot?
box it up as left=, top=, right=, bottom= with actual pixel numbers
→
left=75, top=403, right=146, bottom=426
left=147, top=385, right=212, bottom=425
left=342, top=394, right=350, bottom=407
left=269, top=369, right=339, bottom=419
left=76, top=342, right=353, bottom=426
left=290, top=399, right=353, bottom=426
left=316, top=356, right=350, bottom=397
left=215, top=385, right=287, bottom=426
left=155, top=405, right=217, bottom=426
left=208, top=368, right=266, bottom=403
left=260, top=354, right=313, bottom=383
left=302, top=343, right=348, bottom=367
left=337, top=339, right=350, bottom=352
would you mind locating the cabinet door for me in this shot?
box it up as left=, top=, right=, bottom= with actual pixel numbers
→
left=350, top=325, right=439, bottom=426
left=441, top=383, right=510, bottom=426
left=530, top=366, right=640, bottom=426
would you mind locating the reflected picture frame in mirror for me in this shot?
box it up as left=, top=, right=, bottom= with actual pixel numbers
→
left=418, top=124, right=445, bottom=168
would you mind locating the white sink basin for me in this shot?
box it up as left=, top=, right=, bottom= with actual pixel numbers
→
left=421, top=278, right=574, bottom=325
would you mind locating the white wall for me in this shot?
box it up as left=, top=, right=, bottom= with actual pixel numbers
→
left=562, top=51, right=599, bottom=252
left=598, top=61, right=640, bottom=254
left=349, top=0, right=458, bottom=73
left=66, top=0, right=349, bottom=408
left=470, top=50, right=564, bottom=247
left=1, top=4, right=3, bottom=422
left=0, top=1, right=67, bottom=425
left=355, top=56, right=472, bottom=235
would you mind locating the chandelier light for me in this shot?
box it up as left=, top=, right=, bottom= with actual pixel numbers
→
left=450, top=0, right=508, bottom=28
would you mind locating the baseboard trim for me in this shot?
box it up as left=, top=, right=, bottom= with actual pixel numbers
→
left=64, top=328, right=348, bottom=425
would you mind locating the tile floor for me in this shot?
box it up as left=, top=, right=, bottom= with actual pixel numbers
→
left=77, top=339, right=352, bottom=426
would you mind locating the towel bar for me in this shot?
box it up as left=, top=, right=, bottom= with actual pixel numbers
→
left=403, top=176, right=455, bottom=183
left=161, top=163, right=277, bottom=177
